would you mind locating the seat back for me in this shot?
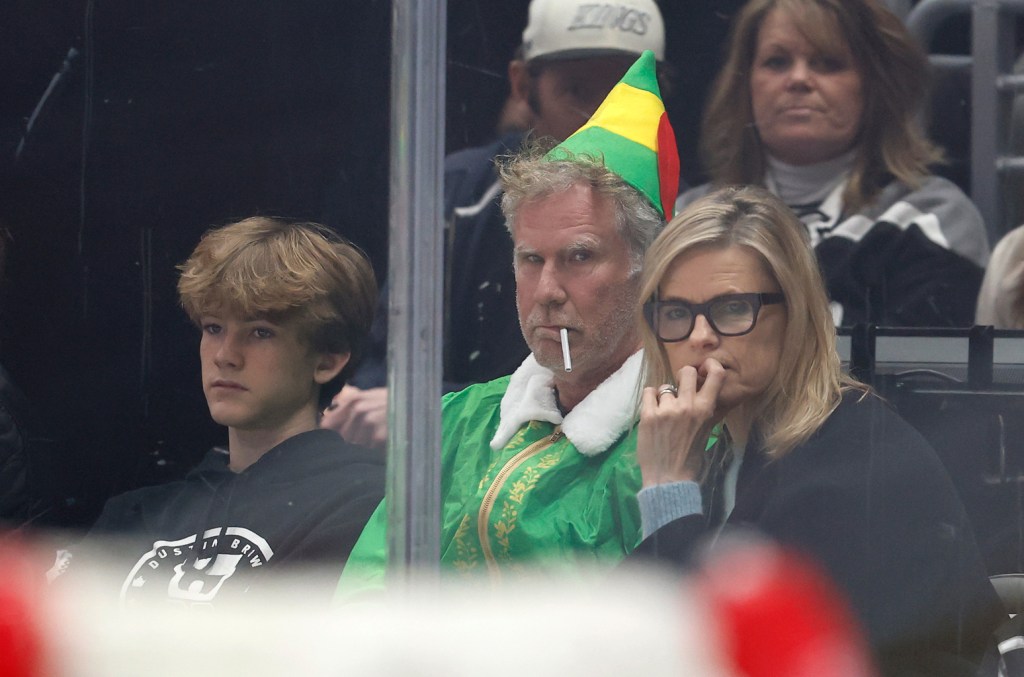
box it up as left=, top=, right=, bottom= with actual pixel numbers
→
left=992, top=574, right=1024, bottom=616
left=979, top=575, right=1024, bottom=676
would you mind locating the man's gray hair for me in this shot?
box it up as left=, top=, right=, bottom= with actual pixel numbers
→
left=498, top=145, right=663, bottom=273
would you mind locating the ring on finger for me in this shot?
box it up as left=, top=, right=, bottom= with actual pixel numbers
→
left=657, top=384, right=678, bottom=400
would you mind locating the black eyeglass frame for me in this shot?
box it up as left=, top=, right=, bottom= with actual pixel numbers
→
left=643, top=292, right=785, bottom=342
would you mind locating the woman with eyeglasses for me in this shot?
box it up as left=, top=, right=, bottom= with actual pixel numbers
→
left=630, top=186, right=1002, bottom=676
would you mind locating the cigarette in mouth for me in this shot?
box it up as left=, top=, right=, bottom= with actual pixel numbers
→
left=560, top=327, right=572, bottom=372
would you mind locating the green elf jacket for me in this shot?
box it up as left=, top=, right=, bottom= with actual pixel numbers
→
left=336, top=351, right=644, bottom=597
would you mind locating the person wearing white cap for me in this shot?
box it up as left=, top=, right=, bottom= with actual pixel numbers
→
left=512, top=0, right=666, bottom=141
left=321, top=0, right=668, bottom=450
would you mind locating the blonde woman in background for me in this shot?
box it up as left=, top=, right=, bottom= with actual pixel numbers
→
left=679, top=0, right=989, bottom=327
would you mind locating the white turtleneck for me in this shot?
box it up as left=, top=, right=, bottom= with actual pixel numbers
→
left=764, top=149, right=856, bottom=208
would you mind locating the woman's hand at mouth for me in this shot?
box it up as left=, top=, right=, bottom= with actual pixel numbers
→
left=638, top=358, right=726, bottom=487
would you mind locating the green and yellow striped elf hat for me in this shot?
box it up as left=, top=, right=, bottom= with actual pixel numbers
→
left=546, top=49, right=679, bottom=219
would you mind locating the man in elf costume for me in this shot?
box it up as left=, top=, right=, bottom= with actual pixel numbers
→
left=338, top=51, right=678, bottom=591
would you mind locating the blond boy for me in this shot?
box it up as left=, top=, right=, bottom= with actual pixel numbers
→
left=60, top=217, right=384, bottom=607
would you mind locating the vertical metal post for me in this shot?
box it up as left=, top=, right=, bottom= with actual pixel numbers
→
left=849, top=323, right=876, bottom=386
left=968, top=324, right=995, bottom=389
left=971, top=0, right=1014, bottom=241
left=386, top=0, right=445, bottom=580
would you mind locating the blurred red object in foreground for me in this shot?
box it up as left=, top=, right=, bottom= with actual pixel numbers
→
left=699, top=538, right=878, bottom=677
left=0, top=542, right=43, bottom=677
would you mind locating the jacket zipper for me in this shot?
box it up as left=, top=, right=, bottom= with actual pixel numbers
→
left=478, top=427, right=563, bottom=577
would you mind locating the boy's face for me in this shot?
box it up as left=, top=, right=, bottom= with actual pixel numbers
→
left=199, top=312, right=346, bottom=434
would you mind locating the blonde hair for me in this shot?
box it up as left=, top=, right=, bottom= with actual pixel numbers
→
left=177, top=216, right=377, bottom=395
left=639, top=186, right=863, bottom=457
left=701, top=0, right=942, bottom=213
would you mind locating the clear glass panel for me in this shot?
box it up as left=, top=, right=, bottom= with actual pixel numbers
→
left=2, top=2, right=1020, bottom=673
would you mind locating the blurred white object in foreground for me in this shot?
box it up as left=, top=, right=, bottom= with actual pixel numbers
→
left=40, top=560, right=733, bottom=677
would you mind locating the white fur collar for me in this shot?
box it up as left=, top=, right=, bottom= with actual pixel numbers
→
left=489, top=350, right=643, bottom=457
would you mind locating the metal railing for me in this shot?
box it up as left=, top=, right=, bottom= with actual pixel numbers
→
left=907, top=0, right=1024, bottom=244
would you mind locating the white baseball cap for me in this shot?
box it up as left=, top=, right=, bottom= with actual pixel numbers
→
left=521, top=0, right=665, bottom=62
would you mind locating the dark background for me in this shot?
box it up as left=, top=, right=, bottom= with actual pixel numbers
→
left=0, top=1, right=742, bottom=529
